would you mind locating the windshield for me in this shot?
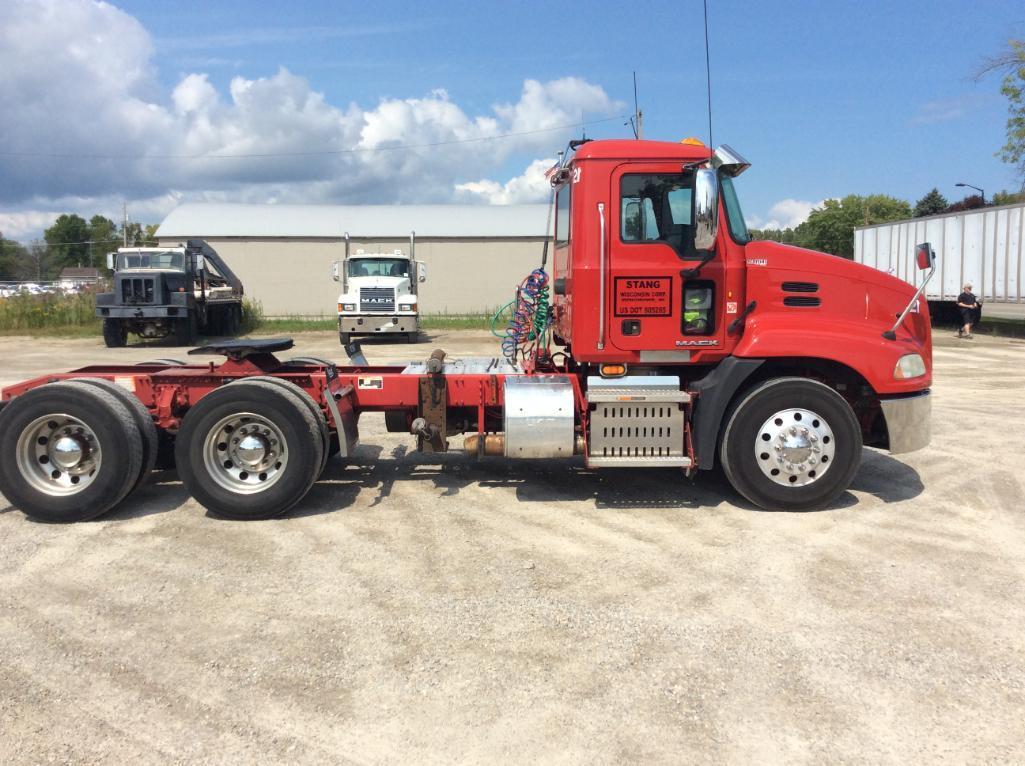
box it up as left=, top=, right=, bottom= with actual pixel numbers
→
left=117, top=250, right=184, bottom=270
left=348, top=258, right=409, bottom=278
left=720, top=176, right=750, bottom=244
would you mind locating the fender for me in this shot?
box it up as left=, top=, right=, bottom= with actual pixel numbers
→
left=690, top=357, right=764, bottom=470
left=731, top=313, right=931, bottom=395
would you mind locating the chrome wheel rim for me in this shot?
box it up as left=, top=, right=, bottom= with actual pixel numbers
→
left=202, top=412, right=288, bottom=494
left=15, top=414, right=102, bottom=496
left=755, top=408, right=835, bottom=487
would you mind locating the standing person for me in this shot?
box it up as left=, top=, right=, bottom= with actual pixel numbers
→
left=956, top=283, right=978, bottom=338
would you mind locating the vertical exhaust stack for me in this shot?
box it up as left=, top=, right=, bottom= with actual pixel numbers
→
left=409, top=231, right=417, bottom=297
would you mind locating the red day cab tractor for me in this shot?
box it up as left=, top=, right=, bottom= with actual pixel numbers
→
left=0, top=139, right=934, bottom=522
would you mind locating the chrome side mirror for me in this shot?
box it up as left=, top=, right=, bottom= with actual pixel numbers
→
left=693, top=168, right=719, bottom=252
left=106, top=252, right=115, bottom=270
left=331, top=260, right=341, bottom=282
left=417, top=262, right=427, bottom=283
left=194, top=254, right=205, bottom=272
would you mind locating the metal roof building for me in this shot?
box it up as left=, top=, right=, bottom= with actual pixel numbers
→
left=156, top=203, right=551, bottom=317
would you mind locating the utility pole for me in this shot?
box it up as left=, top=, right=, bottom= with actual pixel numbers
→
left=123, top=201, right=129, bottom=246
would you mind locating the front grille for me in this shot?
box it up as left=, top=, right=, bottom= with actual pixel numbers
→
left=121, top=277, right=155, bottom=304
left=360, top=287, right=395, bottom=312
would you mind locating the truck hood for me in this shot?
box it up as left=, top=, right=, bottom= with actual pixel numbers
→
left=744, top=240, right=931, bottom=347
left=347, top=275, right=410, bottom=290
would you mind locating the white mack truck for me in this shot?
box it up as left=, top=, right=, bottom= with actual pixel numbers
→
left=332, top=232, right=426, bottom=345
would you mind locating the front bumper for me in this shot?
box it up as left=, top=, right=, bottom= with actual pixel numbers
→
left=95, top=306, right=183, bottom=319
left=880, top=390, right=931, bottom=454
left=339, top=314, right=419, bottom=334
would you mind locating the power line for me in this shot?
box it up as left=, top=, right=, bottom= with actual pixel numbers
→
left=0, top=115, right=628, bottom=161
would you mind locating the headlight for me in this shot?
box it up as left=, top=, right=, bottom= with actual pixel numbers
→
left=339, top=303, right=356, bottom=312
left=399, top=302, right=417, bottom=312
left=894, top=353, right=926, bottom=379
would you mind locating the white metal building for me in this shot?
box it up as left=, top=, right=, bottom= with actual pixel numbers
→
left=156, top=203, right=551, bottom=316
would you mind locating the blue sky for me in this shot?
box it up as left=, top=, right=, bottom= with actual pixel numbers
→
left=1, top=0, right=1022, bottom=237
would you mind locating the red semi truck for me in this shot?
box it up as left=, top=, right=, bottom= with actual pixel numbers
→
left=0, top=139, right=933, bottom=522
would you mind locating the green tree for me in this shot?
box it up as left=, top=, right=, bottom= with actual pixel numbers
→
left=88, top=215, right=119, bottom=267
left=978, top=39, right=1025, bottom=182
left=913, top=188, right=949, bottom=217
left=946, top=195, right=986, bottom=213
left=797, top=195, right=911, bottom=259
left=44, top=214, right=90, bottom=272
left=992, top=189, right=1025, bottom=206
left=0, top=234, right=31, bottom=280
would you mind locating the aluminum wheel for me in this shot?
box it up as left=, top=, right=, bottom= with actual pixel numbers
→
left=15, top=414, right=102, bottom=496
left=754, top=408, right=836, bottom=487
left=202, top=412, right=288, bottom=494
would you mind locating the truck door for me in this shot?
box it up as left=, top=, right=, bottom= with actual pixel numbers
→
left=608, top=163, right=725, bottom=354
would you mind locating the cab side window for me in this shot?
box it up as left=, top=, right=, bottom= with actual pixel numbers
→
left=555, top=184, right=571, bottom=246
left=620, top=174, right=694, bottom=258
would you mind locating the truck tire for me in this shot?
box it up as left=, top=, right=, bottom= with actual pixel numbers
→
left=719, top=377, right=862, bottom=512
left=136, top=358, right=185, bottom=366
left=338, top=332, right=351, bottom=346
left=406, top=332, right=419, bottom=343
left=240, top=376, right=331, bottom=479
left=228, top=304, right=242, bottom=335
left=173, top=314, right=197, bottom=346
left=0, top=382, right=144, bottom=522
left=175, top=380, right=324, bottom=519
left=66, top=378, right=158, bottom=495
left=102, top=319, right=127, bottom=348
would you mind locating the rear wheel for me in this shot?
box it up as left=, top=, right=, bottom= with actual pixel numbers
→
left=0, top=383, right=144, bottom=521
left=242, top=376, right=331, bottom=479
left=719, top=377, right=862, bottom=511
left=175, top=381, right=324, bottom=519
left=67, top=378, right=158, bottom=494
left=136, top=358, right=185, bottom=366
left=102, top=319, right=127, bottom=348
left=173, top=314, right=197, bottom=346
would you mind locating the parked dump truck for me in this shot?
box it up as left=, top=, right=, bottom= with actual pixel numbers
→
left=0, top=139, right=933, bottom=522
left=854, top=201, right=1024, bottom=320
left=96, top=239, right=244, bottom=347
left=332, top=233, right=426, bottom=345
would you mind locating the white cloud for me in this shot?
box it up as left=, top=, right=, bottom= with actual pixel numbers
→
left=909, top=94, right=994, bottom=126
left=0, top=0, right=622, bottom=240
left=455, top=159, right=556, bottom=205
left=748, top=198, right=823, bottom=230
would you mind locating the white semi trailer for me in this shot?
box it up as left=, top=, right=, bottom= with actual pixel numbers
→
left=854, top=201, right=1025, bottom=314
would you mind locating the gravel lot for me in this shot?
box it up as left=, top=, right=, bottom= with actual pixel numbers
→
left=1, top=329, right=1023, bottom=764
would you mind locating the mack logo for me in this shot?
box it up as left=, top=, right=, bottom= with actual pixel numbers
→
left=624, top=279, right=661, bottom=289
left=675, top=339, right=719, bottom=346
left=365, top=297, right=388, bottom=303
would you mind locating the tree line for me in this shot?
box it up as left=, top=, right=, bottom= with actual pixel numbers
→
left=0, top=214, right=159, bottom=281
left=748, top=188, right=1025, bottom=259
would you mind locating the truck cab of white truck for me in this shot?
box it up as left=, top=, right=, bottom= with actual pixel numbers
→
left=332, top=233, right=426, bottom=345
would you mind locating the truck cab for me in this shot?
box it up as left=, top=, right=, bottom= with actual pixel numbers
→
left=96, top=240, right=243, bottom=347
left=333, top=239, right=426, bottom=345
left=549, top=138, right=932, bottom=509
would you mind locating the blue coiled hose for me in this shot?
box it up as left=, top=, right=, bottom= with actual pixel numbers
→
left=501, top=268, right=549, bottom=361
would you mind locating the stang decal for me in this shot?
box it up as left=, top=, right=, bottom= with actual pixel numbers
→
left=614, top=276, right=672, bottom=317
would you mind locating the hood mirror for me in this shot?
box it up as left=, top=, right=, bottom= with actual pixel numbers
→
left=915, top=242, right=935, bottom=270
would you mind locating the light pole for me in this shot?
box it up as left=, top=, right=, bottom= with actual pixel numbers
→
left=955, top=182, right=985, bottom=205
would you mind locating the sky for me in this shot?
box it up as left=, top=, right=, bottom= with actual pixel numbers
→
left=0, top=0, right=1022, bottom=241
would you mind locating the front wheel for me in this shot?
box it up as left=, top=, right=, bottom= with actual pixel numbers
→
left=338, top=332, right=351, bottom=346
left=719, top=377, right=862, bottom=511
left=102, top=319, right=127, bottom=348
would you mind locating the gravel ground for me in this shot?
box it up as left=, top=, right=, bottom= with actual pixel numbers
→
left=0, top=329, right=1023, bottom=764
